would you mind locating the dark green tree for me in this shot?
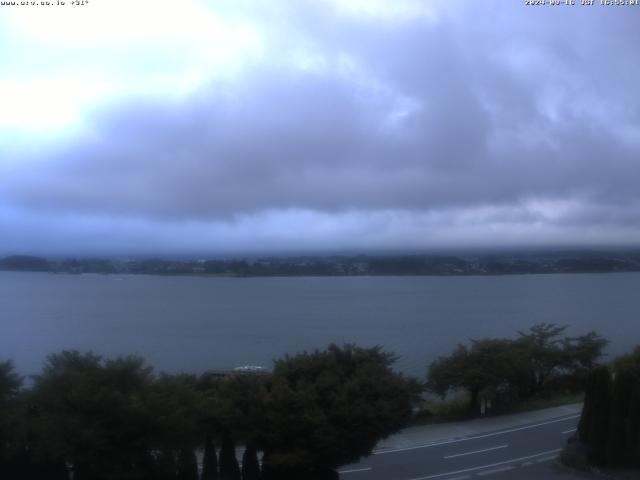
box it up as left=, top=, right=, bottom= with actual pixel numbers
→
left=153, top=450, right=177, bottom=480
left=577, top=365, right=612, bottom=465
left=148, top=373, right=202, bottom=448
left=515, top=323, right=568, bottom=398
left=577, top=346, right=640, bottom=468
left=0, top=360, right=21, bottom=401
left=427, top=344, right=468, bottom=399
left=0, top=360, right=24, bottom=479
left=608, top=347, right=640, bottom=467
left=30, top=351, right=156, bottom=480
left=260, top=344, right=421, bottom=478
left=200, top=373, right=267, bottom=480
left=428, top=324, right=608, bottom=413
left=606, top=368, right=634, bottom=466
left=427, top=339, right=526, bottom=412
left=564, top=331, right=609, bottom=371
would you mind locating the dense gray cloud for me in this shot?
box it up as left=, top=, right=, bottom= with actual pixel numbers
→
left=1, top=0, right=639, bottom=254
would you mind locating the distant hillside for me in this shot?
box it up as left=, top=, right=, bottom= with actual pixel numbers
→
left=0, top=255, right=50, bottom=272
left=2, top=251, right=640, bottom=277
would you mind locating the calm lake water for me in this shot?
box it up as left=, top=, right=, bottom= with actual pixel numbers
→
left=1, top=271, right=639, bottom=377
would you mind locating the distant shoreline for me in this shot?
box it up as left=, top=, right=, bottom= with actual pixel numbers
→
left=2, top=250, right=640, bottom=279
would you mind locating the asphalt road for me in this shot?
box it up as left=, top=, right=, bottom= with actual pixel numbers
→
left=339, top=413, right=580, bottom=480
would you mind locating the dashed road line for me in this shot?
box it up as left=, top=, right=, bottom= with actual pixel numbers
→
left=406, top=448, right=561, bottom=480
left=477, top=465, right=515, bottom=476
left=444, top=445, right=508, bottom=459
left=562, top=428, right=577, bottom=434
left=534, top=456, right=557, bottom=463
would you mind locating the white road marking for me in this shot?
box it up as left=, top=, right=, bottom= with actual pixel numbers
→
left=477, top=465, right=515, bottom=476
left=374, top=415, right=579, bottom=455
left=444, top=444, right=508, bottom=459
left=534, top=456, right=557, bottom=463
left=521, top=461, right=533, bottom=466
left=406, top=448, right=561, bottom=480
left=339, top=467, right=372, bottom=474
left=562, top=428, right=577, bottom=434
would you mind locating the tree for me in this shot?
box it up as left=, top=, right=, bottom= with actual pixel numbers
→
left=147, top=373, right=202, bottom=450
left=176, top=448, right=198, bottom=480
left=564, top=331, right=609, bottom=371
left=153, top=450, right=177, bottom=480
left=515, top=323, right=568, bottom=398
left=199, top=373, right=267, bottom=480
left=30, top=351, right=157, bottom=480
left=0, top=361, right=24, bottom=479
left=559, top=331, right=609, bottom=392
left=577, top=346, right=640, bottom=468
left=218, top=434, right=241, bottom=480
left=201, top=434, right=218, bottom=480
left=427, top=345, right=468, bottom=399
left=427, top=325, right=608, bottom=414
left=427, top=339, right=526, bottom=412
left=577, top=365, right=612, bottom=465
left=609, top=347, right=640, bottom=467
left=260, top=344, right=421, bottom=478
left=0, top=361, right=21, bottom=402
left=241, top=444, right=261, bottom=480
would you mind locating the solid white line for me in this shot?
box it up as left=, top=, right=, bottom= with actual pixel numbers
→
left=339, top=467, right=372, bottom=474
left=477, top=465, right=515, bottom=476
left=562, top=428, right=577, bottom=434
left=374, top=415, right=579, bottom=455
left=406, top=448, right=561, bottom=480
left=444, top=444, right=508, bottom=459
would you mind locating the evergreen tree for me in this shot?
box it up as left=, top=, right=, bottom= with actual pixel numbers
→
left=578, top=365, right=612, bottom=465
left=628, top=382, right=640, bottom=468
left=0, top=361, right=23, bottom=480
left=218, top=434, right=240, bottom=480
left=610, top=347, right=640, bottom=467
left=201, top=435, right=218, bottom=480
left=259, top=451, right=274, bottom=480
left=177, top=448, right=198, bottom=480
left=606, top=368, right=634, bottom=466
left=578, top=347, right=640, bottom=468
left=154, top=450, right=178, bottom=480
left=241, top=444, right=260, bottom=480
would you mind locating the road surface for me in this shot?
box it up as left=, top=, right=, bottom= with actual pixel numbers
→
left=339, top=411, right=580, bottom=480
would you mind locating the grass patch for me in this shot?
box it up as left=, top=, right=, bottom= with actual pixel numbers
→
left=412, top=393, right=474, bottom=425
left=501, top=392, right=584, bottom=414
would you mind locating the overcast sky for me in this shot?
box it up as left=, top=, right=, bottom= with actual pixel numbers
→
left=1, top=0, right=639, bottom=256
